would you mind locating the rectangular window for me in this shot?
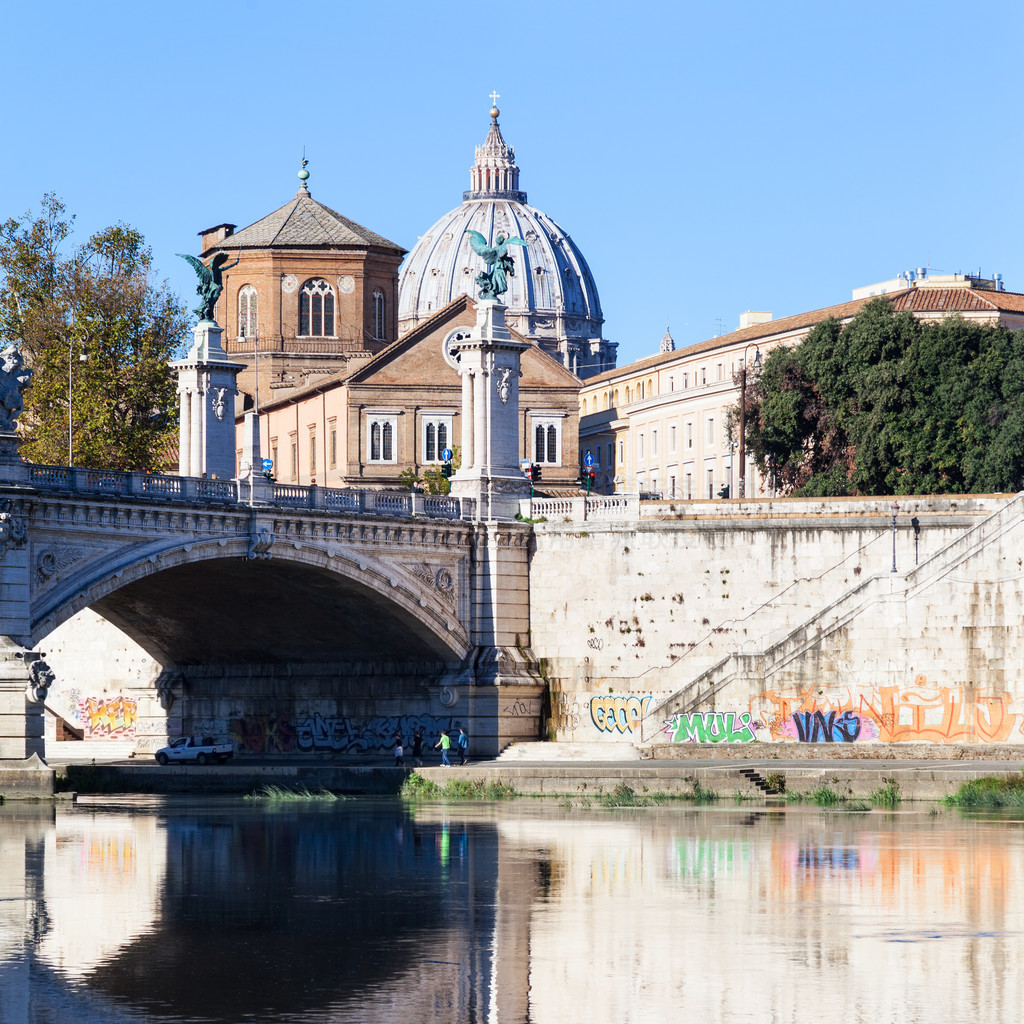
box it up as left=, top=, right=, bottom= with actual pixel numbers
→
left=669, top=377, right=674, bottom=392
left=608, top=442, right=614, bottom=470
left=638, top=433, right=645, bottom=460
left=706, top=418, right=714, bottom=445
left=707, top=468, right=714, bottom=499
left=618, top=439, right=624, bottom=465
left=328, top=419, right=337, bottom=469
left=289, top=433, right=298, bottom=480
left=685, top=472, right=692, bottom=499
left=652, top=430, right=658, bottom=457
left=701, top=367, right=707, bottom=386
left=422, top=416, right=453, bottom=463
left=530, top=416, right=563, bottom=464
left=669, top=474, right=676, bottom=498
left=716, top=362, right=723, bottom=381
left=686, top=422, right=693, bottom=449
left=309, top=430, right=317, bottom=479
left=367, top=415, right=398, bottom=463
left=271, top=440, right=278, bottom=478
left=683, top=373, right=689, bottom=389
left=670, top=425, right=677, bottom=453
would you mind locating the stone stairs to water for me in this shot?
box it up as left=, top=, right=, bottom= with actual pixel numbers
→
left=497, top=741, right=641, bottom=762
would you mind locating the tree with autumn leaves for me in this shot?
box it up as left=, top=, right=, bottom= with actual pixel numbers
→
left=739, top=299, right=1024, bottom=496
left=0, top=194, right=189, bottom=470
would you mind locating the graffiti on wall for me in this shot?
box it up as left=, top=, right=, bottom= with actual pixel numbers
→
left=79, top=696, right=138, bottom=737
left=228, top=712, right=454, bottom=755
left=591, top=695, right=653, bottom=734
left=753, top=677, right=1024, bottom=744
left=665, top=711, right=757, bottom=744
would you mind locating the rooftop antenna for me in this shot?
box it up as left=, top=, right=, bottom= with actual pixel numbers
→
left=714, top=318, right=726, bottom=337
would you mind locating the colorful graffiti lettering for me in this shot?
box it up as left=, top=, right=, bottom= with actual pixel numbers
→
left=230, top=713, right=297, bottom=753
left=591, top=695, right=653, bottom=734
left=790, top=709, right=862, bottom=743
left=666, top=711, right=756, bottom=744
left=754, top=678, right=1024, bottom=744
left=230, top=712, right=455, bottom=755
left=79, top=696, right=138, bottom=737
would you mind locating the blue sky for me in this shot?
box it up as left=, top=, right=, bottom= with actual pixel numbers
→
left=3, top=0, right=1022, bottom=367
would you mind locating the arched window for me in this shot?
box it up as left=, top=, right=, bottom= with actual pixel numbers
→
left=299, top=279, right=335, bottom=337
left=238, top=285, right=258, bottom=338
left=372, top=289, right=386, bottom=341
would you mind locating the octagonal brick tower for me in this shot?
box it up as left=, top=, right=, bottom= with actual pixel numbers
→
left=398, top=103, right=616, bottom=379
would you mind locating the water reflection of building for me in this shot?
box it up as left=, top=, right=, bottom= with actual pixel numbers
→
left=6, top=804, right=1024, bottom=1022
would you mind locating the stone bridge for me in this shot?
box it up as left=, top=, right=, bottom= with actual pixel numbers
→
left=0, top=465, right=541, bottom=766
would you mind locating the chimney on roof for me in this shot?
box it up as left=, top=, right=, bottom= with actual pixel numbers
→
left=198, top=223, right=236, bottom=254
left=738, top=311, right=773, bottom=330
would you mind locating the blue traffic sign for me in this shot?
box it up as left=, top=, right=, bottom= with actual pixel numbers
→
left=441, top=448, right=453, bottom=462
left=262, top=458, right=273, bottom=471
left=583, top=451, right=595, bottom=467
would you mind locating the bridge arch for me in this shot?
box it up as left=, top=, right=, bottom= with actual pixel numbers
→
left=30, top=532, right=471, bottom=666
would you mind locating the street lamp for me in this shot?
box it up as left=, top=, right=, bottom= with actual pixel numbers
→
left=737, top=344, right=761, bottom=498
left=68, top=336, right=87, bottom=467
left=890, top=501, right=900, bottom=573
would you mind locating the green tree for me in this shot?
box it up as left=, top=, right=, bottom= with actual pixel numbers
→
left=0, top=195, right=188, bottom=470
left=741, top=300, right=1024, bottom=496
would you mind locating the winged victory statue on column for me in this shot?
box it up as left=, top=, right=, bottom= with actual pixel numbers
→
left=466, top=230, right=527, bottom=301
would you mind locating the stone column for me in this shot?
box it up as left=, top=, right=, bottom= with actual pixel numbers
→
left=460, top=367, right=474, bottom=471
left=171, top=321, right=245, bottom=480
left=449, top=301, right=531, bottom=521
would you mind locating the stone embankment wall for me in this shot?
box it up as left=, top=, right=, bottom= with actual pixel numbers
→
left=528, top=495, right=1015, bottom=749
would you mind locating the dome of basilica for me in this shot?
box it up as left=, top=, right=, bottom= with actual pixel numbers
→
left=398, top=105, right=616, bottom=378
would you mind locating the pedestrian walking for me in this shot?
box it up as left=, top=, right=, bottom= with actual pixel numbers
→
left=456, top=726, right=469, bottom=766
left=435, top=729, right=451, bottom=766
left=394, top=739, right=404, bottom=766
left=412, top=726, right=425, bottom=766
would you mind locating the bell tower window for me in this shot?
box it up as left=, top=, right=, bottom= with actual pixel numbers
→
left=238, top=285, right=258, bottom=338
left=372, top=289, right=386, bottom=341
left=299, top=278, right=335, bottom=337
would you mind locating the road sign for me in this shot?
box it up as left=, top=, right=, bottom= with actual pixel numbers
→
left=441, top=448, right=453, bottom=462
left=262, top=459, right=273, bottom=471
left=583, top=451, right=595, bottom=467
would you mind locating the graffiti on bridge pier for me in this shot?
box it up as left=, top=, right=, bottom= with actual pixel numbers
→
left=229, top=711, right=454, bottom=754
left=790, top=709, right=862, bottom=743
left=79, top=696, right=138, bottom=737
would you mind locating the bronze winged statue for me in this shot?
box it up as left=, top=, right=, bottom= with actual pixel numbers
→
left=177, top=251, right=240, bottom=322
left=466, top=230, right=526, bottom=300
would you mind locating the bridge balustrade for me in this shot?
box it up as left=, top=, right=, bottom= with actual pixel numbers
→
left=22, top=464, right=470, bottom=520
left=528, top=494, right=641, bottom=521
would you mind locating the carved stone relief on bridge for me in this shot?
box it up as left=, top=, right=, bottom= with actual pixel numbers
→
left=0, top=500, right=27, bottom=560
left=404, top=562, right=457, bottom=605
left=36, top=545, right=87, bottom=584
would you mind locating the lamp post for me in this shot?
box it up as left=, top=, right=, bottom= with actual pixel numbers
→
left=890, top=501, right=900, bottom=573
left=67, top=335, right=87, bottom=467
left=737, top=344, right=761, bottom=499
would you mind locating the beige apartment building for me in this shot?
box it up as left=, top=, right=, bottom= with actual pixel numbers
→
left=580, top=272, right=1024, bottom=499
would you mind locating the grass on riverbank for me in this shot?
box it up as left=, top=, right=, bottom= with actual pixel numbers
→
left=245, top=784, right=340, bottom=802
left=944, top=773, right=1024, bottom=808
left=597, top=781, right=718, bottom=807
left=400, top=773, right=517, bottom=801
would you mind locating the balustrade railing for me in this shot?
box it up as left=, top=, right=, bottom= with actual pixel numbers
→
left=527, top=493, right=641, bottom=521
left=22, top=465, right=470, bottom=521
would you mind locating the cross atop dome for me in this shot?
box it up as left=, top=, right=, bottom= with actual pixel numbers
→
left=464, top=99, right=526, bottom=203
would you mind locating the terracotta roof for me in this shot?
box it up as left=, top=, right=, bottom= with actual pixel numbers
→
left=217, top=190, right=405, bottom=254
left=585, top=287, right=1024, bottom=387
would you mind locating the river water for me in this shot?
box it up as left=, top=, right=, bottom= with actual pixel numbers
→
left=1, top=796, right=1022, bottom=1024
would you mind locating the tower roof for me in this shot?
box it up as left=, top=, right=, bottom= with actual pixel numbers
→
left=211, top=181, right=405, bottom=254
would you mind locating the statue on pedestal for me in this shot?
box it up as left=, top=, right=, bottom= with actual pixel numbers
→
left=467, top=230, right=526, bottom=300
left=177, top=252, right=240, bottom=322
left=0, top=346, right=32, bottom=433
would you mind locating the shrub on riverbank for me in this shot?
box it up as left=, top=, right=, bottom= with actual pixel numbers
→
left=245, top=784, right=339, bottom=802
left=944, top=773, right=1024, bottom=808
left=400, top=773, right=516, bottom=801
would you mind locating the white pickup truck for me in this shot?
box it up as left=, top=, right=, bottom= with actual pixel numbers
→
left=154, top=736, right=234, bottom=766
